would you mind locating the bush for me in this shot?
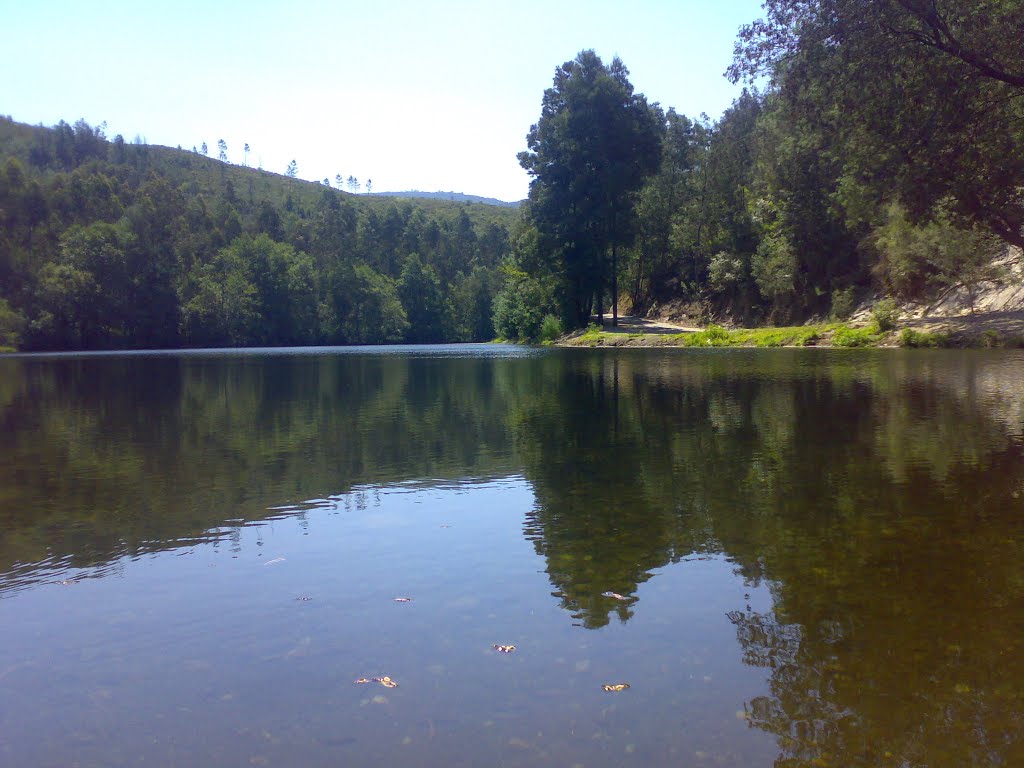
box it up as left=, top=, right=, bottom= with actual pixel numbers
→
left=492, top=277, right=547, bottom=341
left=0, top=299, right=25, bottom=350
left=539, top=314, right=563, bottom=343
left=830, top=288, right=856, bottom=320
left=899, top=328, right=949, bottom=348
left=872, top=299, right=900, bottom=332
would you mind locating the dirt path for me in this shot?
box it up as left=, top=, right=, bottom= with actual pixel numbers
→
left=594, top=315, right=700, bottom=334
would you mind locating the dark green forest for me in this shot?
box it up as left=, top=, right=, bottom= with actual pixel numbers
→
left=0, top=117, right=517, bottom=350
left=501, top=1, right=1023, bottom=337
left=2, top=1, right=1021, bottom=350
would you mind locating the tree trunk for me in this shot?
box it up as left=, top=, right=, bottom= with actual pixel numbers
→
left=612, top=242, right=619, bottom=327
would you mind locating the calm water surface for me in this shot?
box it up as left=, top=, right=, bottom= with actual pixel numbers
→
left=2, top=346, right=1023, bottom=767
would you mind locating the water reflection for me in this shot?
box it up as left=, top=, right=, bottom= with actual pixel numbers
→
left=2, top=348, right=1024, bottom=767
left=511, top=350, right=1024, bottom=766
left=0, top=350, right=520, bottom=587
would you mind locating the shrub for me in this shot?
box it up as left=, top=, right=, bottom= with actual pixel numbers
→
left=492, top=279, right=545, bottom=341
left=980, top=330, right=1000, bottom=348
left=830, top=288, right=856, bottom=320
left=539, top=314, right=563, bottom=343
left=0, top=299, right=25, bottom=350
left=872, top=299, right=900, bottom=332
left=899, top=328, right=949, bottom=348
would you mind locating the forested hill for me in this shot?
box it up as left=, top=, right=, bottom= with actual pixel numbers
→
left=0, top=116, right=518, bottom=351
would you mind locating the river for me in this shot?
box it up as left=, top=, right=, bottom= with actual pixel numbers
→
left=2, top=345, right=1022, bottom=767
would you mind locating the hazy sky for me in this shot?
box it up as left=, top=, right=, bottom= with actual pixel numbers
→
left=3, top=0, right=765, bottom=202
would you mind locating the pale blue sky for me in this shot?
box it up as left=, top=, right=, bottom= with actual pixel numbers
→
left=2, top=0, right=765, bottom=202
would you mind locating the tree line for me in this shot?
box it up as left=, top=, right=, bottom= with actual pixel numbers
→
left=498, top=3, right=1022, bottom=337
left=0, top=117, right=513, bottom=350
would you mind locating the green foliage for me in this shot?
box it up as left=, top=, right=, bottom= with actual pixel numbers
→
left=871, top=299, right=899, bottom=332
left=539, top=314, right=563, bottom=344
left=980, top=330, right=1000, bottom=349
left=0, top=298, right=26, bottom=350
left=345, top=264, right=409, bottom=344
left=899, top=329, right=950, bottom=349
left=492, top=266, right=552, bottom=342
left=732, top=0, right=1024, bottom=249
left=448, top=266, right=498, bottom=342
left=398, top=254, right=448, bottom=343
left=751, top=230, right=796, bottom=314
left=870, top=203, right=937, bottom=299
left=519, top=50, right=664, bottom=327
left=832, top=325, right=882, bottom=348
left=829, top=288, right=855, bottom=320
left=678, top=324, right=821, bottom=348
left=708, top=252, right=746, bottom=295
left=744, top=326, right=820, bottom=347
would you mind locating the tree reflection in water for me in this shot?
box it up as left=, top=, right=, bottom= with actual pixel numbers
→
left=512, top=351, right=1024, bottom=766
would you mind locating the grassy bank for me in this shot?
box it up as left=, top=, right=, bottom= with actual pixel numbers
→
left=560, top=323, right=1024, bottom=349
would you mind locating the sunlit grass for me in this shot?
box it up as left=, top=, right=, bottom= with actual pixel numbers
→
left=567, top=322, right=897, bottom=348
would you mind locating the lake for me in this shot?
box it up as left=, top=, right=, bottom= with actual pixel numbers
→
left=2, top=345, right=1023, bottom=768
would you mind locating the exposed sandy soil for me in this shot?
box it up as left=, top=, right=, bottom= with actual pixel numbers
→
left=876, top=248, right=1024, bottom=342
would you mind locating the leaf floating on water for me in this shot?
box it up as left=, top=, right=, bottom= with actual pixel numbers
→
left=492, top=644, right=516, bottom=653
left=602, top=683, right=630, bottom=692
left=356, top=676, right=399, bottom=688
left=393, top=597, right=413, bottom=603
left=602, top=592, right=629, bottom=601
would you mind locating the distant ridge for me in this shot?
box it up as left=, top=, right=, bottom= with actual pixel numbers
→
left=371, top=190, right=521, bottom=208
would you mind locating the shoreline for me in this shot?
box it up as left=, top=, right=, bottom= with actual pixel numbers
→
left=556, top=317, right=1024, bottom=350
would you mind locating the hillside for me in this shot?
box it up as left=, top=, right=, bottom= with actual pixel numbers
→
left=0, top=116, right=520, bottom=351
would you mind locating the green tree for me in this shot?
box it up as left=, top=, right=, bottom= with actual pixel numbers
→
left=285, top=159, right=298, bottom=178
left=181, top=247, right=258, bottom=347
left=492, top=262, right=554, bottom=342
left=398, top=253, right=448, bottom=343
left=28, top=222, right=130, bottom=348
left=519, top=50, right=663, bottom=327
left=629, top=109, right=694, bottom=309
left=343, top=262, right=409, bottom=343
left=449, top=265, right=498, bottom=341
left=217, top=139, right=228, bottom=162
left=731, top=0, right=1024, bottom=247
